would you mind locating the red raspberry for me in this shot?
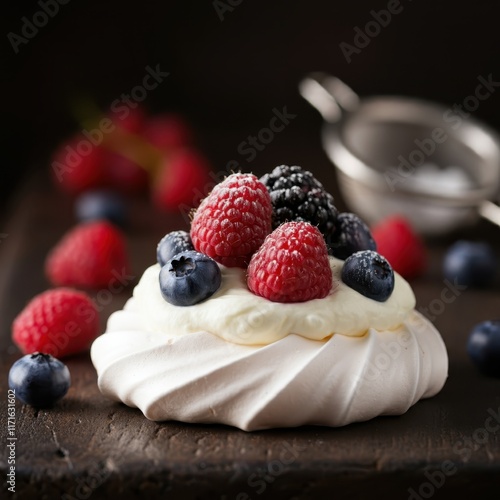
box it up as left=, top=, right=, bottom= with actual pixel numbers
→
left=107, top=105, right=146, bottom=134
left=152, top=149, right=212, bottom=211
left=104, top=150, right=150, bottom=195
left=51, top=136, right=108, bottom=195
left=371, top=216, right=427, bottom=279
left=12, top=288, right=100, bottom=358
left=247, top=222, right=332, bottom=303
left=143, top=114, right=192, bottom=150
left=190, top=173, right=272, bottom=268
left=46, top=221, right=130, bottom=289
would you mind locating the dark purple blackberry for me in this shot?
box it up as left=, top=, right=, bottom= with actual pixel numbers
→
left=328, top=213, right=376, bottom=260
left=260, top=165, right=338, bottom=241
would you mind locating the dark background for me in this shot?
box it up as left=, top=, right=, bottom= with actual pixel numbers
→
left=3, top=0, right=500, bottom=217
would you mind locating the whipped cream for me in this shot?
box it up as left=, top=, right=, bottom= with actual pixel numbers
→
left=131, top=257, right=416, bottom=345
left=91, top=303, right=448, bottom=431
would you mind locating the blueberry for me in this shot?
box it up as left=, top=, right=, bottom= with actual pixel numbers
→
left=341, top=250, right=394, bottom=302
left=157, top=230, right=194, bottom=267
left=443, top=240, right=496, bottom=287
left=159, top=250, right=221, bottom=306
left=328, top=212, right=376, bottom=259
left=8, top=353, right=71, bottom=407
left=467, top=321, right=500, bottom=378
left=75, top=190, right=127, bottom=227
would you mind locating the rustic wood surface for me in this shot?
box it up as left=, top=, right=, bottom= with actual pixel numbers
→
left=1, top=152, right=500, bottom=499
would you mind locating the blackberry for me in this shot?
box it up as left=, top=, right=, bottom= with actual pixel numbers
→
left=328, top=213, right=376, bottom=260
left=260, top=165, right=338, bottom=242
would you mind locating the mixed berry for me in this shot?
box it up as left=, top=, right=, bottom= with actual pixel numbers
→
left=156, top=166, right=394, bottom=305
left=51, top=107, right=211, bottom=211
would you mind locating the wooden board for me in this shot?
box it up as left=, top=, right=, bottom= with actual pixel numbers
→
left=1, top=173, right=500, bottom=500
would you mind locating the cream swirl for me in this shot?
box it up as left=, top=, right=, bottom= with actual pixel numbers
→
left=131, top=257, right=415, bottom=345
left=91, top=303, right=448, bottom=431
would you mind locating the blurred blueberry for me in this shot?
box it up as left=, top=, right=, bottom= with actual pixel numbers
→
left=467, top=321, right=500, bottom=378
left=443, top=240, right=496, bottom=287
left=75, top=190, right=127, bottom=226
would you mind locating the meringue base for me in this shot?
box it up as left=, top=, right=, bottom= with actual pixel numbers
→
left=91, top=299, right=448, bottom=431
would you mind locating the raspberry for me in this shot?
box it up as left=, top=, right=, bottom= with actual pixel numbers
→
left=104, top=151, right=150, bottom=195
left=190, top=173, right=272, bottom=268
left=247, top=222, right=332, bottom=303
left=143, top=114, right=193, bottom=150
left=46, top=221, right=130, bottom=289
left=153, top=149, right=212, bottom=211
left=12, top=288, right=100, bottom=358
left=51, top=136, right=108, bottom=195
left=260, top=165, right=338, bottom=242
left=371, top=216, right=427, bottom=279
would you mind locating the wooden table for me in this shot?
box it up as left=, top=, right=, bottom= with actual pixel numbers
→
left=1, top=169, right=500, bottom=500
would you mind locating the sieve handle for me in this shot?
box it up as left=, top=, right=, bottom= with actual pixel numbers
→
left=478, top=200, right=500, bottom=228
left=299, top=73, right=360, bottom=123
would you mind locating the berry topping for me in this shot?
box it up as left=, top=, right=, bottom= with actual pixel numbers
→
left=443, top=240, right=496, bottom=287
left=260, top=165, right=338, bottom=242
left=371, top=216, right=426, bottom=279
left=157, top=230, right=194, bottom=267
left=45, top=221, right=130, bottom=289
left=75, top=189, right=127, bottom=227
left=467, top=320, right=500, bottom=378
left=247, top=221, right=332, bottom=303
left=328, top=212, right=376, bottom=259
left=341, top=250, right=394, bottom=302
left=8, top=353, right=71, bottom=407
left=190, top=173, right=272, bottom=268
left=12, top=288, right=99, bottom=358
left=159, top=250, right=221, bottom=306
left=152, top=149, right=212, bottom=212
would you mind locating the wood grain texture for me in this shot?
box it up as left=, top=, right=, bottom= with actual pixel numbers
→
left=1, top=170, right=500, bottom=500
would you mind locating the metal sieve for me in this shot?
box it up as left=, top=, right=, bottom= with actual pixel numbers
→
left=299, top=73, right=500, bottom=235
